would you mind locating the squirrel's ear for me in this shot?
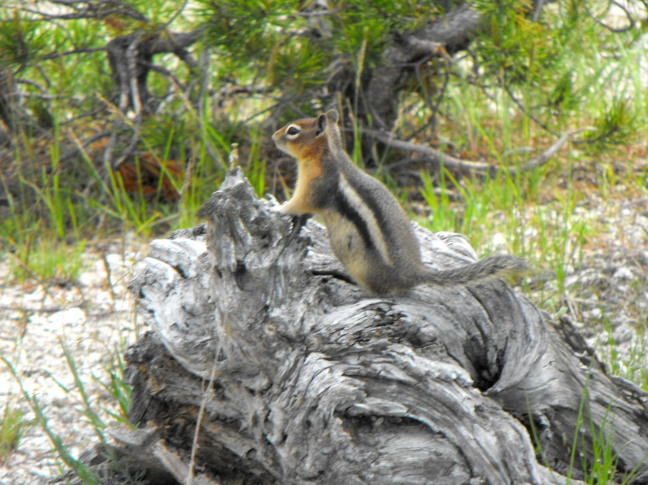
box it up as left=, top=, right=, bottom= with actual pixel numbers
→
left=325, top=109, right=339, bottom=124
left=315, top=113, right=327, bottom=136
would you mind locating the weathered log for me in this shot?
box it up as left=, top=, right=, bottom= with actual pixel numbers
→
left=117, top=168, right=648, bottom=485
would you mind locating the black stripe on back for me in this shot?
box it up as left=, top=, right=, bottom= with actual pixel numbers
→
left=335, top=190, right=375, bottom=253
left=357, top=184, right=393, bottom=244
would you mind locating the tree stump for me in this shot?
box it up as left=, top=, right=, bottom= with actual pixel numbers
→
left=116, top=168, right=648, bottom=485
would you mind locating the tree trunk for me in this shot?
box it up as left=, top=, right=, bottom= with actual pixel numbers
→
left=106, top=30, right=200, bottom=116
left=360, top=3, right=482, bottom=131
left=111, top=169, right=648, bottom=485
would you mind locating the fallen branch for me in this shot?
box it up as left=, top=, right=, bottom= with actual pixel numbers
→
left=363, top=127, right=573, bottom=176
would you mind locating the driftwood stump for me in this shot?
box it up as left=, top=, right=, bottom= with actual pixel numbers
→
left=115, top=169, right=648, bottom=485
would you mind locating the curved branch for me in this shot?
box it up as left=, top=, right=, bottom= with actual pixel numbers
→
left=362, top=127, right=572, bottom=175
left=584, top=0, right=636, bottom=33
left=40, top=47, right=106, bottom=61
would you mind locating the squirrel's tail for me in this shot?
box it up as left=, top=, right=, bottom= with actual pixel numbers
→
left=419, top=255, right=528, bottom=286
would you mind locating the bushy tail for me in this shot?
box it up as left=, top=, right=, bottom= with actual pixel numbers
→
left=421, top=255, right=529, bottom=286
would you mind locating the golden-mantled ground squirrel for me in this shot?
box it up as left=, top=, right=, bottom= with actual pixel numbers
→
left=272, top=110, right=528, bottom=295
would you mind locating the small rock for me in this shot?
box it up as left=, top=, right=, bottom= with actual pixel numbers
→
left=613, top=267, right=634, bottom=282
left=48, top=307, right=87, bottom=329
left=613, top=325, right=635, bottom=345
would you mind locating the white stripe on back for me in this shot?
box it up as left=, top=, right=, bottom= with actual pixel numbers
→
left=338, top=173, right=393, bottom=266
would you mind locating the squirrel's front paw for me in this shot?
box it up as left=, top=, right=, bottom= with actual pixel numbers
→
left=270, top=204, right=288, bottom=214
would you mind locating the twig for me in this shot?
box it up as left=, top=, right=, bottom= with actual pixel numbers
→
left=146, top=63, right=187, bottom=91
left=295, top=8, right=343, bottom=17
left=40, top=47, right=106, bottom=61
left=409, top=56, right=451, bottom=139
left=60, top=130, right=111, bottom=164
left=584, top=0, right=635, bottom=33
left=502, top=80, right=560, bottom=137
left=531, top=0, right=546, bottom=22
left=186, top=316, right=222, bottom=485
left=522, top=130, right=573, bottom=171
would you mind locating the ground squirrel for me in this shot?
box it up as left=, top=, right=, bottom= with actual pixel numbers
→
left=272, top=110, right=528, bottom=295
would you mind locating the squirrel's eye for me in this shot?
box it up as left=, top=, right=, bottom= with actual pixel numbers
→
left=286, top=125, right=301, bottom=139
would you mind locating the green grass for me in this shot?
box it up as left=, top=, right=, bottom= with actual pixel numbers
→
left=410, top=6, right=647, bottom=316
left=568, top=384, right=646, bottom=484
left=568, top=388, right=626, bottom=485
left=4, top=235, right=86, bottom=283
left=1, top=336, right=136, bottom=481
left=598, top=323, right=648, bottom=392
left=0, top=399, right=32, bottom=464
left=527, top=376, right=646, bottom=485
left=2, top=356, right=101, bottom=484
left=416, top=161, right=592, bottom=290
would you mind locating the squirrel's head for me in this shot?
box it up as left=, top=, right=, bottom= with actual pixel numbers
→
left=273, top=110, right=339, bottom=159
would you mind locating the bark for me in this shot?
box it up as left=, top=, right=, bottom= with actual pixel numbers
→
left=113, top=169, right=648, bottom=485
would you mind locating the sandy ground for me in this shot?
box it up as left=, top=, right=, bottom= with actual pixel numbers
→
left=0, top=240, right=141, bottom=485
